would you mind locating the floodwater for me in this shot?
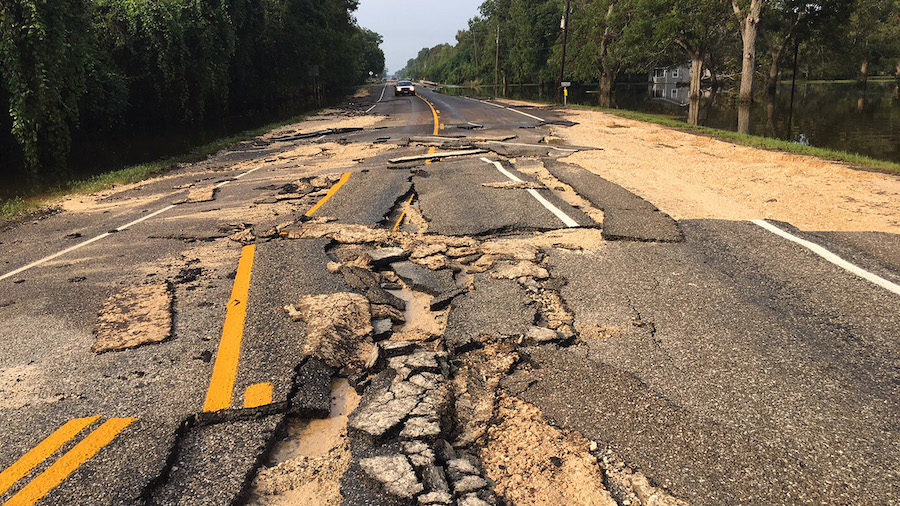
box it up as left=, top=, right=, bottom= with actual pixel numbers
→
left=441, top=81, right=900, bottom=164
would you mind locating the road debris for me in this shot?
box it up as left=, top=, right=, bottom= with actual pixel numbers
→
left=389, top=149, right=488, bottom=164
left=286, top=293, right=378, bottom=371
left=93, top=282, right=173, bottom=353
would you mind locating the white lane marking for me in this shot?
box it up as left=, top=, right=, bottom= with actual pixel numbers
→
left=485, top=140, right=578, bottom=152
left=0, top=233, right=111, bottom=282
left=751, top=219, right=900, bottom=297
left=0, top=164, right=265, bottom=281
left=234, top=166, right=263, bottom=179
left=465, top=97, right=546, bottom=122
left=366, top=85, right=389, bottom=113
left=480, top=157, right=579, bottom=228
left=117, top=204, right=176, bottom=231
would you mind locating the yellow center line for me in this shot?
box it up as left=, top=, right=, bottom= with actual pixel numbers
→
left=417, top=95, right=440, bottom=136
left=5, top=418, right=136, bottom=506
left=243, top=382, right=274, bottom=409
left=305, top=172, right=351, bottom=217
left=392, top=194, right=416, bottom=232
left=203, top=244, right=256, bottom=412
left=0, top=417, right=100, bottom=496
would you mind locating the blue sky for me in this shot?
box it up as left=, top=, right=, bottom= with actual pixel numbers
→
left=355, top=0, right=485, bottom=74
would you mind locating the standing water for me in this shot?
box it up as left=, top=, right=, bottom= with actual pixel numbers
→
left=440, top=81, right=900, bottom=164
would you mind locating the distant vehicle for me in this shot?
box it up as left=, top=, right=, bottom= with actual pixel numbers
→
left=395, top=81, right=416, bottom=96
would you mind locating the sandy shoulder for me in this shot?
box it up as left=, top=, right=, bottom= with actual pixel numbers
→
left=555, top=109, right=900, bottom=234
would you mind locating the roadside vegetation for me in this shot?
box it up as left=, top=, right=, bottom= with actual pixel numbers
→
left=0, top=0, right=385, bottom=192
left=0, top=113, right=314, bottom=225
left=400, top=0, right=899, bottom=134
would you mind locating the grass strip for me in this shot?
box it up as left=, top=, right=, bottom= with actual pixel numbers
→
left=0, top=114, right=309, bottom=226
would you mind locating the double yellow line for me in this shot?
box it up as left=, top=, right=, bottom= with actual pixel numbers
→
left=0, top=416, right=136, bottom=505
left=203, top=172, right=353, bottom=413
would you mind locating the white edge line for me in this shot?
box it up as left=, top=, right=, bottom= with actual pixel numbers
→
left=117, top=204, right=176, bottom=231
left=480, top=157, right=579, bottom=228
left=0, top=232, right=111, bottom=282
left=1, top=163, right=268, bottom=281
left=466, top=96, right=545, bottom=122
left=751, top=219, right=900, bottom=296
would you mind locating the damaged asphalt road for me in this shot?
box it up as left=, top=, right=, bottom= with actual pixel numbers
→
left=0, top=84, right=897, bottom=506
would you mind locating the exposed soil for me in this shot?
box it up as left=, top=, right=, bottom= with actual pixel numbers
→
left=93, top=282, right=173, bottom=353
left=248, top=379, right=360, bottom=506
left=555, top=109, right=900, bottom=233
left=481, top=394, right=617, bottom=506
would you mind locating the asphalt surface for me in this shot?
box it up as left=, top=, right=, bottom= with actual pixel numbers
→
left=0, top=83, right=897, bottom=505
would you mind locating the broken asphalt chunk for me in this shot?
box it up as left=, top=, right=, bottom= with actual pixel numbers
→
left=389, top=149, right=488, bottom=164
left=429, top=288, right=468, bottom=311
left=290, top=358, right=334, bottom=418
left=359, top=454, right=424, bottom=499
left=390, top=261, right=456, bottom=296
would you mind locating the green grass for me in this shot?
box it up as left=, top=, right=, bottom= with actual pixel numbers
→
left=0, top=113, right=309, bottom=226
left=571, top=105, right=900, bottom=175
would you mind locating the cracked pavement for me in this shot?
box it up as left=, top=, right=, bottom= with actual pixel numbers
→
left=0, top=85, right=897, bottom=505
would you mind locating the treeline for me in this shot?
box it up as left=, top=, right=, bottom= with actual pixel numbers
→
left=401, top=0, right=899, bottom=127
left=0, top=0, right=384, bottom=184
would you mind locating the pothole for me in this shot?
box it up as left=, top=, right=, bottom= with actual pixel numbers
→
left=247, top=379, right=360, bottom=506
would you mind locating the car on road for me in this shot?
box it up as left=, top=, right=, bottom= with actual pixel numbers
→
left=395, top=81, right=416, bottom=96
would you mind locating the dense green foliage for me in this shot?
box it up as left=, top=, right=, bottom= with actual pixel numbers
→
left=0, top=0, right=384, bottom=185
left=400, top=0, right=899, bottom=93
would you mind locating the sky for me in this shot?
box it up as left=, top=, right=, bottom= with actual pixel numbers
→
left=355, top=0, right=485, bottom=74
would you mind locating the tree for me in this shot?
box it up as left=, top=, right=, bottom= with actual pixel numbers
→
left=638, top=0, right=731, bottom=124
left=732, top=0, right=769, bottom=133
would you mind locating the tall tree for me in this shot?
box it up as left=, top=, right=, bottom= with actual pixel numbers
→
left=732, top=0, right=769, bottom=133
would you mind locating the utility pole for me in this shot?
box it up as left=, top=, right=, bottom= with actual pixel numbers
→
left=494, top=24, right=500, bottom=97
left=558, top=0, right=571, bottom=103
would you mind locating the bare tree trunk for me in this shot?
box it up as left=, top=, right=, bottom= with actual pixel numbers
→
left=599, top=69, right=615, bottom=108
left=688, top=56, right=703, bottom=125
left=733, top=0, right=765, bottom=133
left=767, top=39, right=787, bottom=96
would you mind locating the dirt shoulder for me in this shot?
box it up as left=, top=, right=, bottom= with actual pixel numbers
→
left=553, top=108, right=900, bottom=234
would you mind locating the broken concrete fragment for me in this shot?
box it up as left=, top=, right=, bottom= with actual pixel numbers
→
left=350, top=374, right=423, bottom=437
left=447, top=458, right=481, bottom=480
left=388, top=351, right=440, bottom=373
left=359, top=454, right=424, bottom=498
left=291, top=292, right=377, bottom=370
left=410, top=243, right=447, bottom=259
left=454, top=476, right=488, bottom=494
left=526, top=326, right=561, bottom=344
left=458, top=494, right=492, bottom=506
left=93, top=283, right=173, bottom=353
left=418, top=491, right=453, bottom=505
left=490, top=261, right=550, bottom=280
left=411, top=254, right=450, bottom=271
left=400, top=417, right=441, bottom=440
left=228, top=228, right=256, bottom=244
left=368, top=247, right=408, bottom=266
left=446, top=246, right=478, bottom=258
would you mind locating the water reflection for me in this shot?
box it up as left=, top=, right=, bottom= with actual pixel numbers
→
left=441, top=81, right=900, bottom=163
